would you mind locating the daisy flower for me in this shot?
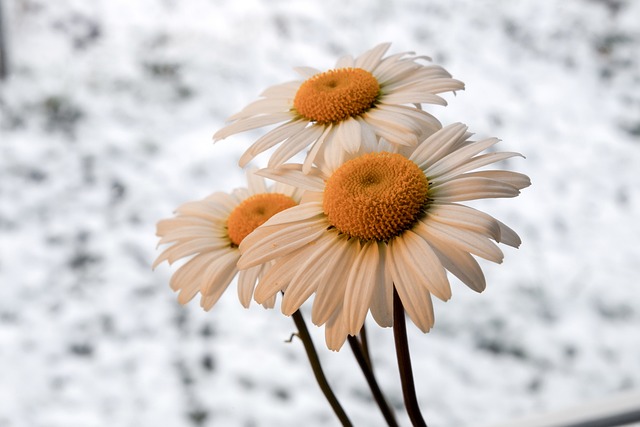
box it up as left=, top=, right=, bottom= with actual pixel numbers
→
left=213, top=43, right=464, bottom=173
left=237, top=123, right=530, bottom=350
left=153, top=172, right=303, bottom=310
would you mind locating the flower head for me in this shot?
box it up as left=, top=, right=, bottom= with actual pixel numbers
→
left=237, top=123, right=530, bottom=350
left=213, top=43, right=464, bottom=173
left=153, top=172, right=302, bottom=310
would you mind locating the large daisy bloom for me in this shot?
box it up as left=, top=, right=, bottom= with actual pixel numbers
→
left=237, top=123, right=531, bottom=350
left=153, top=172, right=302, bottom=310
left=213, top=43, right=464, bottom=173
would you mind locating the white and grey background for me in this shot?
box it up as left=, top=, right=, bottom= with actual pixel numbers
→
left=1, top=0, right=639, bottom=426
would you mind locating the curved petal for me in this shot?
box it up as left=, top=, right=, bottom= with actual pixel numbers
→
left=392, top=230, right=451, bottom=301
left=496, top=219, right=522, bottom=248
left=200, top=251, right=241, bottom=310
left=426, top=203, right=501, bottom=242
left=312, top=237, right=359, bottom=325
left=257, top=164, right=327, bottom=192
left=427, top=239, right=486, bottom=293
left=356, top=42, right=392, bottom=71
left=386, top=246, right=434, bottom=332
left=410, top=123, right=469, bottom=169
left=344, top=241, right=379, bottom=335
left=239, top=119, right=308, bottom=167
left=237, top=264, right=262, bottom=308
left=253, top=248, right=312, bottom=304
left=369, top=243, right=394, bottom=328
left=415, top=220, right=503, bottom=263
left=332, top=117, right=362, bottom=154
left=324, top=307, right=349, bottom=351
left=213, top=112, right=294, bottom=141
left=281, top=233, right=342, bottom=315
left=238, top=216, right=328, bottom=269
left=430, top=176, right=521, bottom=201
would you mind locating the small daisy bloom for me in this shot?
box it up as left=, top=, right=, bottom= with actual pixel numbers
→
left=213, top=43, right=464, bottom=173
left=237, top=123, right=530, bottom=350
left=153, top=172, right=303, bottom=310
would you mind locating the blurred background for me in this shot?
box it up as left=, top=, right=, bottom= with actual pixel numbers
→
left=1, top=0, right=639, bottom=426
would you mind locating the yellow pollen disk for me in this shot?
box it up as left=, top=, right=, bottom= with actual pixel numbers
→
left=323, top=152, right=429, bottom=242
left=293, top=68, right=380, bottom=124
left=227, top=193, right=297, bottom=246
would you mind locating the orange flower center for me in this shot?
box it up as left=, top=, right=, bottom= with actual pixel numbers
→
left=293, top=68, right=380, bottom=124
left=323, top=152, right=429, bottom=242
left=227, top=193, right=297, bottom=246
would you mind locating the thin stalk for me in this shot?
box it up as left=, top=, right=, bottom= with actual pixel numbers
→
left=291, top=310, right=353, bottom=427
left=348, top=335, right=399, bottom=427
left=393, top=287, right=427, bottom=427
left=359, top=323, right=372, bottom=370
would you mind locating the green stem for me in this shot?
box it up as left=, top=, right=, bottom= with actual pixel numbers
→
left=291, top=310, right=353, bottom=427
left=393, top=287, right=427, bottom=427
left=348, top=334, right=399, bottom=427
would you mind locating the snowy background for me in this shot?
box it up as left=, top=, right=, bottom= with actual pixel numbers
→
left=1, top=0, right=640, bottom=426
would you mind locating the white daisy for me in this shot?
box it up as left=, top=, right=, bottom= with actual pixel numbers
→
left=213, top=43, right=464, bottom=173
left=237, top=123, right=530, bottom=350
left=153, top=172, right=303, bottom=310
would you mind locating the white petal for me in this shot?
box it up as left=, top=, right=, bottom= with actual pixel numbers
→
left=410, top=123, right=469, bottom=170
left=245, top=169, right=267, bottom=194
left=260, top=80, right=301, bottom=98
left=213, top=112, right=294, bottom=141
left=303, top=124, right=334, bottom=174
left=461, top=170, right=531, bottom=191
left=200, top=254, right=241, bottom=311
left=364, top=110, right=419, bottom=146
left=268, top=124, right=325, bottom=168
left=386, top=246, right=434, bottom=332
left=426, top=137, right=501, bottom=178
left=169, top=252, right=217, bottom=293
left=200, top=250, right=240, bottom=298
left=415, top=220, right=503, bottom=263
left=343, top=242, right=379, bottom=335
left=239, top=119, right=309, bottom=167
left=238, top=216, right=327, bottom=269
left=496, top=219, right=522, bottom=248
left=227, top=97, right=292, bottom=121
left=369, top=243, right=393, bottom=328
left=427, top=203, right=501, bottom=242
left=355, top=42, right=391, bottom=71
left=312, top=237, right=359, bottom=325
left=335, top=54, right=355, bottom=68
left=294, top=66, right=321, bottom=78
left=257, top=164, right=327, bottom=192
left=431, top=152, right=523, bottom=182
left=392, top=231, right=451, bottom=301
left=325, top=308, right=349, bottom=351
left=238, top=264, right=262, bottom=308
left=427, top=240, right=486, bottom=293
left=281, top=233, right=341, bottom=315
left=174, top=199, right=230, bottom=222
left=203, top=191, right=241, bottom=213
left=170, top=253, right=216, bottom=304
left=253, top=248, right=311, bottom=303
left=431, top=176, right=520, bottom=201
left=256, top=201, right=324, bottom=227
left=153, top=238, right=228, bottom=268
left=333, top=117, right=362, bottom=154
left=379, top=90, right=446, bottom=106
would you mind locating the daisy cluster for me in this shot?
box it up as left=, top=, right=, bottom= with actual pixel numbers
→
left=155, top=43, right=530, bottom=351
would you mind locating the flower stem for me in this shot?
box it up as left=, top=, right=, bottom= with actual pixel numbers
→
left=359, top=323, right=372, bottom=369
left=393, top=287, right=428, bottom=427
left=348, top=334, right=399, bottom=427
left=291, top=310, right=353, bottom=427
